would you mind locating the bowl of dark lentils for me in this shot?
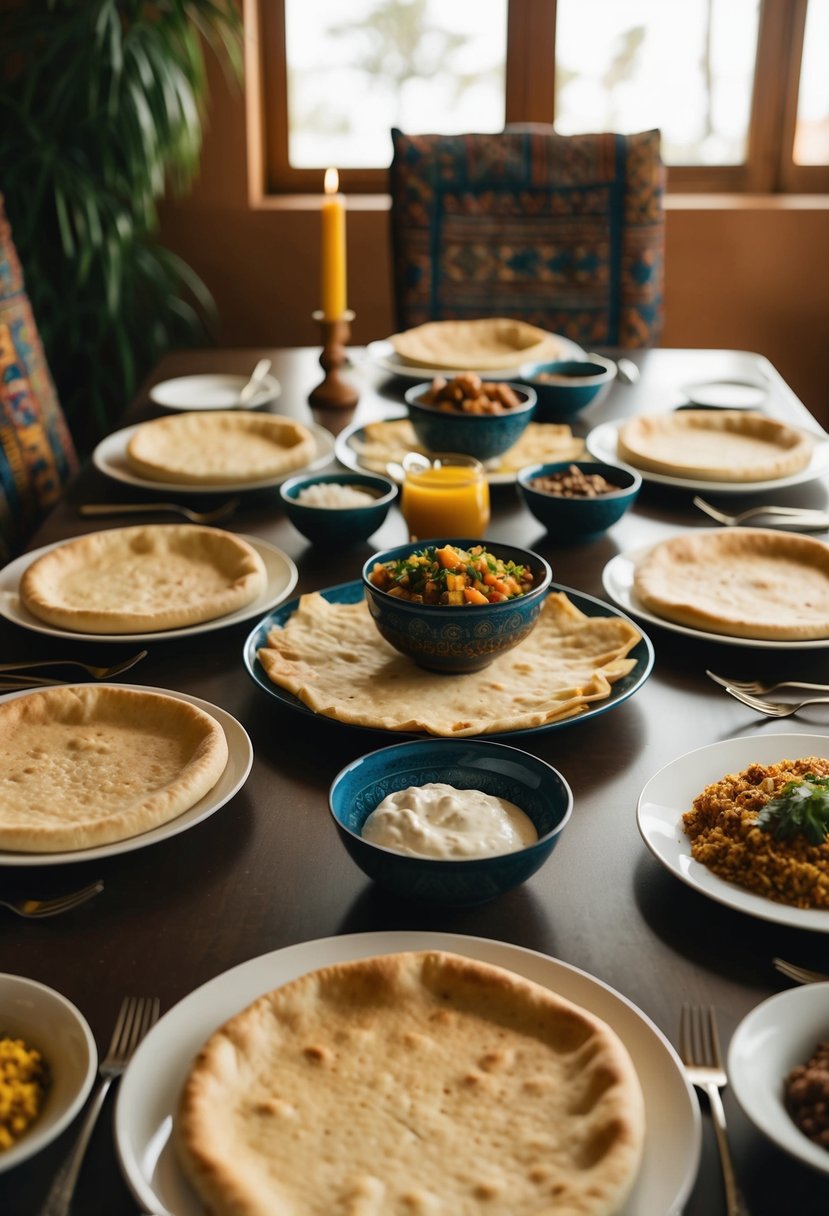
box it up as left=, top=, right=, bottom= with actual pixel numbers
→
left=516, top=459, right=642, bottom=540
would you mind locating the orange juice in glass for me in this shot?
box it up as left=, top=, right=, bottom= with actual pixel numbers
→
left=401, top=453, right=490, bottom=541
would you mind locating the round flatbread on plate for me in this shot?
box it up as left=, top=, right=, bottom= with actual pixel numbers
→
left=389, top=318, right=567, bottom=371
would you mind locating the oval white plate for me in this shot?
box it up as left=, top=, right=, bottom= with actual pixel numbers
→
left=93, top=422, right=335, bottom=494
left=680, top=379, right=767, bottom=410
left=729, top=982, right=829, bottom=1175
left=149, top=373, right=281, bottom=411
left=116, top=930, right=700, bottom=1216
left=586, top=418, right=829, bottom=494
left=602, top=538, right=829, bottom=651
left=0, top=974, right=97, bottom=1172
left=637, top=733, right=829, bottom=931
left=0, top=684, right=253, bottom=867
left=0, top=534, right=297, bottom=644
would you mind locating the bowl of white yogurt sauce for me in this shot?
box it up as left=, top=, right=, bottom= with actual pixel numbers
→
left=329, top=738, right=573, bottom=904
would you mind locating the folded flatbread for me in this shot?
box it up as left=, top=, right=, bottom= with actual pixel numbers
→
left=390, top=318, right=565, bottom=371
left=175, top=950, right=646, bottom=1216
left=20, top=524, right=267, bottom=634
left=258, top=590, right=641, bottom=735
left=351, top=418, right=584, bottom=475
left=0, top=685, right=228, bottom=852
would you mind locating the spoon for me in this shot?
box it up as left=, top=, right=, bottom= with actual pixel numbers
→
left=237, top=358, right=273, bottom=407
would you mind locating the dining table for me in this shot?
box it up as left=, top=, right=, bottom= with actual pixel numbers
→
left=2, top=342, right=829, bottom=1216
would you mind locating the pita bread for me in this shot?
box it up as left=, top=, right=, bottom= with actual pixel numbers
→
left=633, top=528, right=829, bottom=639
left=616, top=410, right=813, bottom=482
left=258, top=590, right=641, bottom=735
left=126, top=410, right=316, bottom=485
left=0, top=685, right=228, bottom=852
left=175, top=950, right=646, bottom=1216
left=390, top=318, right=565, bottom=370
left=351, top=418, right=584, bottom=476
left=20, top=524, right=267, bottom=634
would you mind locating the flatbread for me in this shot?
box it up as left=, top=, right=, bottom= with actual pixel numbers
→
left=258, top=591, right=641, bottom=735
left=351, top=418, right=584, bottom=475
left=616, top=410, right=813, bottom=482
left=390, top=318, right=565, bottom=371
left=125, top=410, right=317, bottom=485
left=175, top=950, right=646, bottom=1216
left=20, top=524, right=267, bottom=634
left=633, top=528, right=829, bottom=640
left=0, top=685, right=228, bottom=852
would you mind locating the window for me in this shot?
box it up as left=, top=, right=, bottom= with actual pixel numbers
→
left=253, top=0, right=829, bottom=194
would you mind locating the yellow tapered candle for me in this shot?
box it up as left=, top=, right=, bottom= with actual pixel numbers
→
left=321, top=167, right=347, bottom=321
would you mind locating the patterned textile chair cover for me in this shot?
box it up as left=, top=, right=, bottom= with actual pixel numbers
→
left=389, top=126, right=665, bottom=349
left=0, top=194, right=77, bottom=564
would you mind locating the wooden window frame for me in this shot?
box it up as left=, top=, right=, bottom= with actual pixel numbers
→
left=250, top=0, right=827, bottom=197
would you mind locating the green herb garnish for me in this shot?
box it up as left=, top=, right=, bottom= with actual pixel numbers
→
left=757, top=774, right=829, bottom=845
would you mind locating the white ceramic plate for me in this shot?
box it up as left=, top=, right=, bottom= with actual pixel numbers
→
left=362, top=334, right=585, bottom=382
left=0, top=534, right=297, bottom=644
left=115, top=930, right=700, bottom=1216
left=637, top=733, right=829, bottom=931
left=602, top=538, right=829, bottom=650
left=93, top=422, right=335, bottom=493
left=149, top=373, right=282, bottom=411
left=680, top=379, right=768, bottom=410
left=0, top=684, right=253, bottom=867
left=728, top=982, right=829, bottom=1175
left=586, top=418, right=829, bottom=493
left=0, top=974, right=97, bottom=1172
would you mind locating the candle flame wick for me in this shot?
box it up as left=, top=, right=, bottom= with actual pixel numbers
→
left=324, top=167, right=339, bottom=195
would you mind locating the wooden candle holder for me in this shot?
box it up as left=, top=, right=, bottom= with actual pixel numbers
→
left=308, top=309, right=360, bottom=409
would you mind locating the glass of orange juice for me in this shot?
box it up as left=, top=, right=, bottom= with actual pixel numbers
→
left=401, top=452, right=490, bottom=541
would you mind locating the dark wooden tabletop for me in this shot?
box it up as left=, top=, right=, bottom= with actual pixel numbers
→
left=3, top=346, right=829, bottom=1215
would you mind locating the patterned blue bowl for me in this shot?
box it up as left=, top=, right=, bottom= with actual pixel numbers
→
left=280, top=471, right=397, bottom=547
left=404, top=381, right=536, bottom=462
left=329, top=738, right=573, bottom=905
left=361, top=538, right=553, bottom=673
left=518, top=355, right=615, bottom=420
left=517, top=461, right=641, bottom=541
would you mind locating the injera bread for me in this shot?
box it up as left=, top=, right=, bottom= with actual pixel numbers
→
left=350, top=418, right=584, bottom=475
left=125, top=410, right=316, bottom=485
left=633, top=528, right=829, bottom=640
left=616, top=410, right=813, bottom=482
left=0, top=685, right=228, bottom=852
left=257, top=591, right=641, bottom=736
left=175, top=950, right=646, bottom=1216
left=19, top=524, right=267, bottom=634
left=389, top=318, right=565, bottom=371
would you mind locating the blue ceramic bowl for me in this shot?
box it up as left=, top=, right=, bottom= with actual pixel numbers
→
left=518, top=355, right=615, bottom=420
left=362, top=538, right=553, bottom=673
left=329, top=737, right=573, bottom=905
left=517, top=460, right=641, bottom=541
left=280, top=471, right=397, bottom=547
left=404, top=381, right=536, bottom=462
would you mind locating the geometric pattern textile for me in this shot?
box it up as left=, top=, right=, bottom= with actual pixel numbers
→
left=389, top=126, right=665, bottom=349
left=0, top=193, right=77, bottom=565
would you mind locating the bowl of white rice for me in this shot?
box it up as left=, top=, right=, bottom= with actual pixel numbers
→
left=279, top=470, right=398, bottom=547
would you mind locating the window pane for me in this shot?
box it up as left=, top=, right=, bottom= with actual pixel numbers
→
left=794, top=0, right=829, bottom=165
left=284, top=0, right=507, bottom=169
left=554, top=0, right=761, bottom=166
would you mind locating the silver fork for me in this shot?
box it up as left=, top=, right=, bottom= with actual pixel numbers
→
left=78, top=498, right=240, bottom=524
left=0, top=650, right=148, bottom=678
left=679, top=1004, right=749, bottom=1216
left=0, top=880, right=104, bottom=918
left=39, top=996, right=161, bottom=1216
left=725, top=686, right=829, bottom=718
left=707, top=670, right=829, bottom=697
left=772, top=957, right=829, bottom=985
left=693, top=496, right=829, bottom=531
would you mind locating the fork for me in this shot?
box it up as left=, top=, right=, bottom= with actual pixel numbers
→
left=707, top=670, right=829, bottom=697
left=772, top=957, right=829, bottom=986
left=679, top=1004, right=748, bottom=1216
left=0, top=881, right=104, bottom=918
left=38, top=996, right=161, bottom=1216
left=0, top=650, right=148, bottom=678
left=693, top=496, right=829, bottom=531
left=78, top=498, right=240, bottom=524
left=725, top=686, right=829, bottom=718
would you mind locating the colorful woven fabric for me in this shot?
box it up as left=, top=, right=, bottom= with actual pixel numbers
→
left=389, top=127, right=665, bottom=348
left=0, top=194, right=77, bottom=565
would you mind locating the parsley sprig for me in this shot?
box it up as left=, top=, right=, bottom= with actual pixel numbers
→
left=757, top=774, right=829, bottom=845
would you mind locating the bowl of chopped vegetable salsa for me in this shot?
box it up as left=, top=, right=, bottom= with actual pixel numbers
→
left=404, top=376, right=536, bottom=462
left=362, top=540, right=552, bottom=673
